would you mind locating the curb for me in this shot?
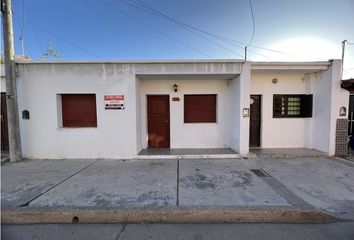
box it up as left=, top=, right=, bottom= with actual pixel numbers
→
left=1, top=208, right=339, bottom=224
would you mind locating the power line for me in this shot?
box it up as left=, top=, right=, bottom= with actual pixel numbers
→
left=118, top=0, right=270, bottom=59
left=117, top=0, right=220, bottom=57
left=19, top=0, right=25, bottom=56
left=81, top=0, right=147, bottom=58
left=12, top=1, right=31, bottom=58
left=246, top=0, right=255, bottom=47
left=121, top=0, right=245, bottom=49
left=101, top=0, right=213, bottom=58
left=19, top=0, right=24, bottom=39
left=24, top=4, right=44, bottom=55
left=13, top=14, right=100, bottom=59
left=118, top=0, right=246, bottom=57
left=119, top=0, right=245, bottom=58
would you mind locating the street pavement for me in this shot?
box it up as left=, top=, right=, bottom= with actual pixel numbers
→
left=1, top=156, right=354, bottom=221
left=2, top=222, right=354, bottom=240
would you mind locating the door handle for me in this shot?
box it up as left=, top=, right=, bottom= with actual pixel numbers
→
left=164, top=120, right=169, bottom=123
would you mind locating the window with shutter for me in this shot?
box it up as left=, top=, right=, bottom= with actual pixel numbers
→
left=61, top=94, right=97, bottom=127
left=301, top=95, right=313, bottom=117
left=184, top=95, right=217, bottom=123
left=273, top=94, right=313, bottom=118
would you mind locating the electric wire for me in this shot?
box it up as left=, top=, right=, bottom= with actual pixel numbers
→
left=19, top=0, right=24, bottom=39
left=120, top=0, right=247, bottom=57
left=81, top=0, right=138, bottom=57
left=120, top=0, right=245, bottom=49
left=246, top=0, right=255, bottom=47
left=24, top=4, right=44, bottom=55
left=13, top=14, right=100, bottom=59
left=101, top=0, right=213, bottom=58
left=12, top=0, right=33, bottom=58
left=120, top=0, right=245, bottom=58
left=125, top=0, right=314, bottom=59
left=118, top=0, right=270, bottom=59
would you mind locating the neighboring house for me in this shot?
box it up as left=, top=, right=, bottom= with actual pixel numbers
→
left=0, top=59, right=350, bottom=159
left=341, top=78, right=354, bottom=137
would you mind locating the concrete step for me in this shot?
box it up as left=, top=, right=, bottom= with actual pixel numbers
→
left=135, top=154, right=241, bottom=160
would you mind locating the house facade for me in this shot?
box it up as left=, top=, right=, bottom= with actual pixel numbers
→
left=0, top=59, right=349, bottom=159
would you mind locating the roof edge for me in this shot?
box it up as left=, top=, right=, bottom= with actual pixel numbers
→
left=15, top=59, right=245, bottom=64
left=251, top=61, right=332, bottom=67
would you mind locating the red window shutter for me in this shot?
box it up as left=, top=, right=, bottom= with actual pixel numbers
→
left=184, top=95, right=216, bottom=123
left=62, top=94, right=97, bottom=127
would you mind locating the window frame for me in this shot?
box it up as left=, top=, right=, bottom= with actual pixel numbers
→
left=184, top=94, right=217, bottom=123
left=273, top=94, right=313, bottom=118
left=61, top=93, right=98, bottom=128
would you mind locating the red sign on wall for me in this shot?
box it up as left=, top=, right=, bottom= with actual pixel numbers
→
left=104, top=95, right=124, bottom=110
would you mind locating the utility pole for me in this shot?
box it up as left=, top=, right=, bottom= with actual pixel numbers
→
left=341, top=40, right=347, bottom=79
left=1, top=0, right=22, bottom=162
left=244, top=46, right=248, bottom=61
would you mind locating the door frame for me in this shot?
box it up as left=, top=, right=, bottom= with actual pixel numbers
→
left=249, top=94, right=262, bottom=148
left=147, top=95, right=170, bottom=148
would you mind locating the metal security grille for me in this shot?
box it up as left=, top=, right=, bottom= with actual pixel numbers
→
left=287, top=96, right=301, bottom=116
left=336, top=119, right=348, bottom=156
left=273, top=94, right=312, bottom=118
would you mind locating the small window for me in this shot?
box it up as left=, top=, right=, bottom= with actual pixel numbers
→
left=273, top=94, right=312, bottom=118
left=61, top=94, right=97, bottom=127
left=184, top=94, right=216, bottom=123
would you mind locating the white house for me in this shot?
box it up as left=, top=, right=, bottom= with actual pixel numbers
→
left=0, top=59, right=349, bottom=159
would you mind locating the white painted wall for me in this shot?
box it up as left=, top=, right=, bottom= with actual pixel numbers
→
left=251, top=60, right=349, bottom=155
left=139, top=78, right=234, bottom=149
left=15, top=60, right=345, bottom=158
left=230, top=63, right=250, bottom=154
left=310, top=60, right=349, bottom=155
left=251, top=73, right=311, bottom=148
left=17, top=61, right=243, bottom=159
left=17, top=63, right=138, bottom=159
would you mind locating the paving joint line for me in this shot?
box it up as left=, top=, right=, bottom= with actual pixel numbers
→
left=176, top=159, right=180, bottom=207
left=20, top=159, right=99, bottom=207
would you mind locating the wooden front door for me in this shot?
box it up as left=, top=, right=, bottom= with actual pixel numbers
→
left=249, top=95, right=261, bottom=147
left=147, top=95, right=170, bottom=148
left=1, top=92, right=9, bottom=152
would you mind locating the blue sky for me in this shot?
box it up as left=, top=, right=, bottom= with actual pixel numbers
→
left=3, top=0, right=354, bottom=77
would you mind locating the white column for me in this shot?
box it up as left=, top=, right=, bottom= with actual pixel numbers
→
left=328, top=60, right=349, bottom=155
left=230, top=62, right=251, bottom=155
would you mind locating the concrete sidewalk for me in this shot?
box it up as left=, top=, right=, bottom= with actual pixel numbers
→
left=1, top=157, right=354, bottom=223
